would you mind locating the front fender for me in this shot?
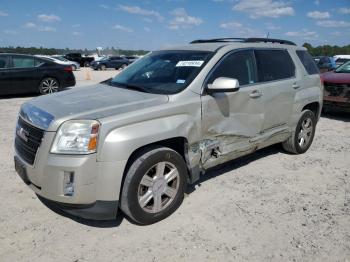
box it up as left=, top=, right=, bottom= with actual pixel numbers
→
left=97, top=114, right=199, bottom=162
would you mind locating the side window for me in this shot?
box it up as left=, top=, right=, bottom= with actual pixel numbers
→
left=34, top=58, right=45, bottom=67
left=12, top=56, right=35, bottom=68
left=208, top=50, right=257, bottom=86
left=296, top=50, right=319, bottom=75
left=0, top=56, right=9, bottom=69
left=255, top=50, right=295, bottom=82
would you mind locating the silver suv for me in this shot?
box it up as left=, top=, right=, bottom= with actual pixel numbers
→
left=14, top=38, right=323, bottom=224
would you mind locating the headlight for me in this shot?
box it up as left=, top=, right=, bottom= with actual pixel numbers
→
left=51, top=120, right=100, bottom=154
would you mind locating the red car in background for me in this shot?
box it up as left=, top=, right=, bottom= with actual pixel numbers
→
left=321, top=61, right=350, bottom=113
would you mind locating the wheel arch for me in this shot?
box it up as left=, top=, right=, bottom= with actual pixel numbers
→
left=118, top=137, right=195, bottom=201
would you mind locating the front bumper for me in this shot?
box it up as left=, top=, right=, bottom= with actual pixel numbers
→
left=14, top=143, right=127, bottom=220
left=38, top=196, right=118, bottom=220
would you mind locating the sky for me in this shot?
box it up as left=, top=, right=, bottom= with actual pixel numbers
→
left=0, top=0, right=349, bottom=50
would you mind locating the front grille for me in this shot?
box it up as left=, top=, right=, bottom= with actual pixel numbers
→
left=15, top=117, right=44, bottom=165
left=324, top=82, right=349, bottom=97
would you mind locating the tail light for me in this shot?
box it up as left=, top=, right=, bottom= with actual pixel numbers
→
left=63, top=66, right=73, bottom=72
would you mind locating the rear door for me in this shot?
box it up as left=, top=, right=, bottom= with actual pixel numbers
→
left=9, top=55, right=40, bottom=93
left=0, top=55, right=12, bottom=95
left=254, top=49, right=297, bottom=132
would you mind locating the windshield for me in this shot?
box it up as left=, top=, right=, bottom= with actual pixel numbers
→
left=110, top=50, right=212, bottom=94
left=335, top=61, right=350, bottom=73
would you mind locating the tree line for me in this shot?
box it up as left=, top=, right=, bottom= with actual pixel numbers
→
left=0, top=46, right=149, bottom=56
left=302, top=43, right=350, bottom=57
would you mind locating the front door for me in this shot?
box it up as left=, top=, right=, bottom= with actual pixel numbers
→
left=10, top=55, right=39, bottom=94
left=0, top=55, right=12, bottom=95
left=200, top=49, right=265, bottom=168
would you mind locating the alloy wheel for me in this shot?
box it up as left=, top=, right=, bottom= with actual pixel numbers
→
left=137, top=161, right=180, bottom=214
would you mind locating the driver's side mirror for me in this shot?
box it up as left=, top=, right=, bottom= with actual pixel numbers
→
left=207, top=77, right=240, bottom=94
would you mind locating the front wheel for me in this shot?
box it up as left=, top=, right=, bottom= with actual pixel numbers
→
left=84, top=61, right=90, bottom=67
left=120, top=147, right=187, bottom=225
left=38, top=77, right=60, bottom=95
left=282, top=110, right=316, bottom=154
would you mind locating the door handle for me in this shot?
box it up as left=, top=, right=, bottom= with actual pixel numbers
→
left=292, top=83, right=300, bottom=89
left=249, top=90, right=262, bottom=98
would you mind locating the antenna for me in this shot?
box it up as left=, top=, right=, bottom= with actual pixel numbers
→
left=266, top=32, right=270, bottom=39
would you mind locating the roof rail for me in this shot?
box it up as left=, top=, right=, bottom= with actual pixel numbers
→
left=245, top=38, right=296, bottom=46
left=190, top=38, right=246, bottom=44
left=190, top=37, right=296, bottom=46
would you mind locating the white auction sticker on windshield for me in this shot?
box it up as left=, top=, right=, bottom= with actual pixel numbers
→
left=176, top=61, right=204, bottom=67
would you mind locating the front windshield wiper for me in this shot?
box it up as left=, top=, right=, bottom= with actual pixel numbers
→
left=109, top=81, right=150, bottom=93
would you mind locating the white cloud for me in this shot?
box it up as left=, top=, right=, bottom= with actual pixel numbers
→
left=220, top=21, right=262, bottom=37
left=118, top=5, right=164, bottom=21
left=220, top=22, right=242, bottom=29
left=113, top=24, right=134, bottom=33
left=0, top=10, right=8, bottom=16
left=37, top=14, right=61, bottom=22
left=99, top=4, right=109, bottom=9
left=338, top=7, right=350, bottom=14
left=316, top=20, right=350, bottom=28
left=314, top=0, right=320, bottom=5
left=3, top=30, right=17, bottom=35
left=72, top=31, right=83, bottom=36
left=169, top=8, right=203, bottom=30
left=307, top=11, right=330, bottom=19
left=24, top=22, right=36, bottom=28
left=285, top=29, right=318, bottom=40
left=265, top=22, right=281, bottom=30
left=233, top=0, right=295, bottom=18
left=38, top=26, right=56, bottom=32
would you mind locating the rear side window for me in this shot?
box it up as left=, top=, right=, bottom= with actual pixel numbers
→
left=12, top=56, right=35, bottom=68
left=208, top=50, right=257, bottom=86
left=255, top=50, right=295, bottom=82
left=296, top=50, right=319, bottom=75
left=0, top=56, right=9, bottom=69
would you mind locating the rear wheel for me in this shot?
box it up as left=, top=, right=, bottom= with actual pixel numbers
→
left=100, top=64, right=106, bottom=71
left=282, top=110, right=316, bottom=154
left=120, top=147, right=187, bottom=225
left=39, top=77, right=60, bottom=95
left=84, top=61, right=90, bottom=67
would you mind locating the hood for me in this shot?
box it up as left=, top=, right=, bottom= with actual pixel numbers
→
left=21, top=84, right=169, bottom=131
left=321, top=72, right=350, bottom=84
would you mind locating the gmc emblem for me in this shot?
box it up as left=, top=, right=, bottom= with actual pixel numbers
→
left=17, top=127, right=29, bottom=142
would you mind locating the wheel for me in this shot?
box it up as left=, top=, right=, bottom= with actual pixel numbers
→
left=38, top=77, right=60, bottom=95
left=121, top=64, right=127, bottom=70
left=120, top=147, right=187, bottom=225
left=100, top=64, right=106, bottom=71
left=282, top=110, right=316, bottom=154
left=71, top=65, right=77, bottom=71
left=84, top=61, right=90, bottom=67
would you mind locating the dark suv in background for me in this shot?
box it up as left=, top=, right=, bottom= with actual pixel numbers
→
left=90, top=56, right=130, bottom=70
left=64, top=53, right=94, bottom=67
left=0, top=53, right=75, bottom=95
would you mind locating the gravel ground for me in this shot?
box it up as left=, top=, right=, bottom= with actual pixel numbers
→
left=0, top=69, right=349, bottom=262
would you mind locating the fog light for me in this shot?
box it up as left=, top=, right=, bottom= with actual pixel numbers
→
left=63, top=171, right=74, bottom=196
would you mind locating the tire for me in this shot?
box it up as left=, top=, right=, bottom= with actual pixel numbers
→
left=120, top=146, right=187, bottom=225
left=38, top=77, right=60, bottom=95
left=84, top=61, right=90, bottom=67
left=282, top=110, right=316, bottom=154
left=121, top=64, right=127, bottom=70
left=100, top=64, right=106, bottom=71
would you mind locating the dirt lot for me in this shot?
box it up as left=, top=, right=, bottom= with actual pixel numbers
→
left=0, top=69, right=349, bottom=262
